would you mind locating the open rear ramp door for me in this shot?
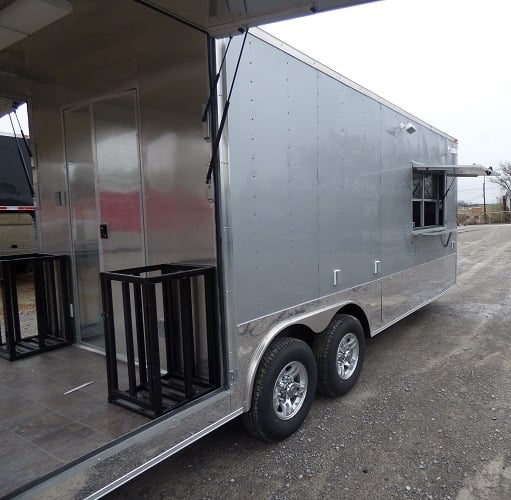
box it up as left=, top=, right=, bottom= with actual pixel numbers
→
left=134, top=0, right=379, bottom=35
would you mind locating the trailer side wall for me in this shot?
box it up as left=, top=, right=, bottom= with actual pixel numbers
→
left=224, top=32, right=456, bottom=327
left=221, top=32, right=457, bottom=405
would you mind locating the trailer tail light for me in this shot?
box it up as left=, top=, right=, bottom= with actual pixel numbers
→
left=0, top=206, right=35, bottom=211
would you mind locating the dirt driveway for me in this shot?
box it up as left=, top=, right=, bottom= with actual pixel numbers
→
left=111, top=225, right=511, bottom=500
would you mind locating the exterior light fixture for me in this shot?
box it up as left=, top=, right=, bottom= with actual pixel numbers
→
left=400, top=122, right=417, bottom=134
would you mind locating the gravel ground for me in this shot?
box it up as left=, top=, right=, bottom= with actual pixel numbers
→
left=110, top=225, right=511, bottom=500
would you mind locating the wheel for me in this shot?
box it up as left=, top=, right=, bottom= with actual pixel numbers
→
left=242, top=337, right=317, bottom=442
left=313, top=314, right=365, bottom=397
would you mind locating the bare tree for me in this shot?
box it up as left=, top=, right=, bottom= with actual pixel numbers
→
left=457, top=200, right=473, bottom=207
left=489, top=162, right=511, bottom=218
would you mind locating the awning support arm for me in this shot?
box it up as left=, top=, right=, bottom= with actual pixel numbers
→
left=206, top=29, right=248, bottom=185
left=202, top=35, right=233, bottom=123
left=440, top=176, right=456, bottom=207
left=14, top=108, right=32, bottom=158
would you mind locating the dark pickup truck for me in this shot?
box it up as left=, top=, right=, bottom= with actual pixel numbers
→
left=0, top=133, right=36, bottom=253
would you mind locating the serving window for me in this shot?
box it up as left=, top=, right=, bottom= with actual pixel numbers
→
left=412, top=171, right=445, bottom=229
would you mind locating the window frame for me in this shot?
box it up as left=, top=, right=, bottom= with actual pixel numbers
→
left=412, top=170, right=446, bottom=230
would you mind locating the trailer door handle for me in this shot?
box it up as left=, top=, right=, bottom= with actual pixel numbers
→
left=374, top=260, right=381, bottom=275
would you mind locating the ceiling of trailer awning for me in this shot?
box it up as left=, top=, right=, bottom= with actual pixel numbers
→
left=136, top=0, right=379, bottom=35
left=0, top=0, right=379, bottom=89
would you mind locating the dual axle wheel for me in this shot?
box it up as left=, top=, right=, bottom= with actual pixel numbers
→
left=243, top=314, right=365, bottom=442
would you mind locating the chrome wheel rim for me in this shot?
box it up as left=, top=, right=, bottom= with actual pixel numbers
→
left=336, top=333, right=359, bottom=380
left=273, top=361, right=308, bottom=420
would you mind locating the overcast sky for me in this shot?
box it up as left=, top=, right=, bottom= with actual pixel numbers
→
left=0, top=104, right=27, bottom=136
left=264, top=0, right=510, bottom=204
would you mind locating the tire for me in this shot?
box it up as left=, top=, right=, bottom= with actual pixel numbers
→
left=313, top=314, right=365, bottom=397
left=242, top=337, right=317, bottom=442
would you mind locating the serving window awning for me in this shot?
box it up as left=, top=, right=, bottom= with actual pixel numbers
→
left=412, top=163, right=497, bottom=177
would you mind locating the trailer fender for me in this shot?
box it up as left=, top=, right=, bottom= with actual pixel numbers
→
left=242, top=301, right=370, bottom=411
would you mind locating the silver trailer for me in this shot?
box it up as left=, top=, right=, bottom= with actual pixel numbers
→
left=0, top=0, right=493, bottom=496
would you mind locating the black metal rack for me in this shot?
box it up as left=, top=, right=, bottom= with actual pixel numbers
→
left=100, top=264, right=221, bottom=418
left=0, top=253, right=72, bottom=361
